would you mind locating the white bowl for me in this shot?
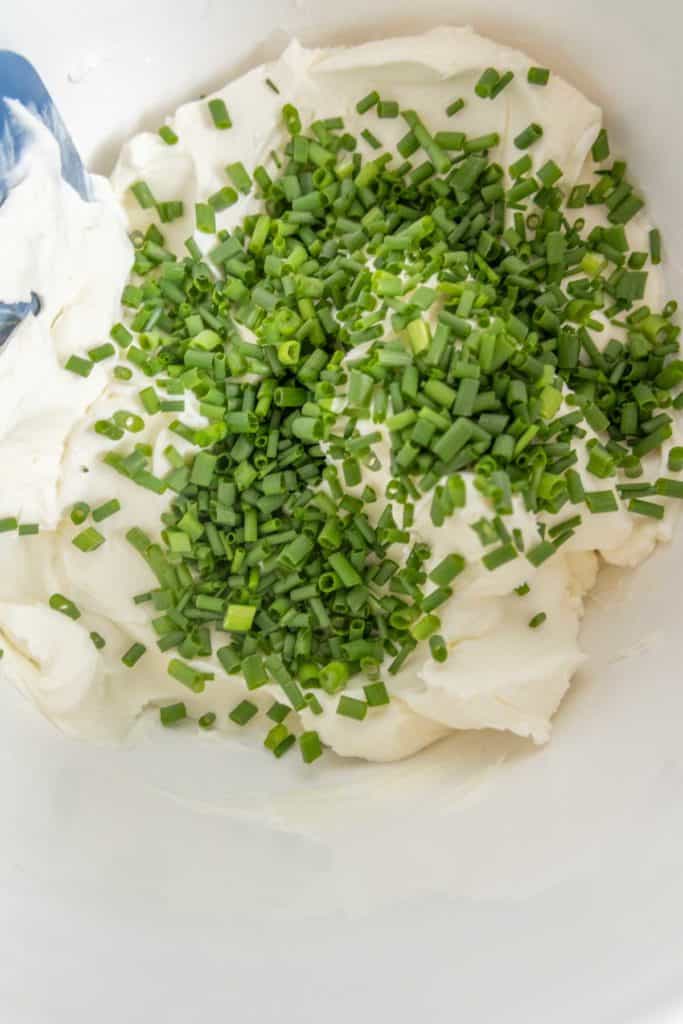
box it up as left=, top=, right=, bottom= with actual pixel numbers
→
left=2, top=2, right=683, bottom=1021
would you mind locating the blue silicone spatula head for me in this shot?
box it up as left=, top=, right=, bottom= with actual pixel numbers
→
left=0, top=50, right=90, bottom=343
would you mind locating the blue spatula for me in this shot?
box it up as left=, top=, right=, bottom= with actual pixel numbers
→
left=0, top=50, right=91, bottom=344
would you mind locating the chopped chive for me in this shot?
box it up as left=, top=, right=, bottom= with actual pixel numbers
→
left=649, top=228, right=662, bottom=265
left=336, top=695, right=367, bottom=721
left=105, top=76, right=682, bottom=765
left=92, top=499, right=121, bottom=522
left=628, top=498, right=664, bottom=519
left=65, top=355, right=93, bottom=378
left=266, top=701, right=291, bottom=723
left=195, top=203, right=216, bottom=233
left=491, top=71, right=514, bottom=98
left=513, top=122, right=543, bottom=149
left=655, top=477, right=683, bottom=499
left=224, top=604, right=256, bottom=632
left=168, top=659, right=211, bottom=693
left=527, top=540, right=555, bottom=567
left=528, top=612, right=547, bottom=628
left=265, top=78, right=280, bottom=94
left=122, top=643, right=146, bottom=667
left=361, top=129, right=382, bottom=150
left=299, top=730, right=323, bottom=764
left=364, top=681, right=390, bottom=706
left=226, top=161, right=252, bottom=194
left=378, top=100, right=399, bottom=118
left=70, top=502, right=90, bottom=525
left=208, top=186, right=238, bottom=211
left=229, top=700, right=258, bottom=726
left=110, top=323, right=132, bottom=347
left=18, top=523, right=39, bottom=536
left=158, top=125, right=179, bottom=145
left=429, top=553, right=465, bottom=586
left=72, top=527, right=105, bottom=552
left=90, top=631, right=106, bottom=650
left=88, top=342, right=115, bottom=363
left=446, top=97, right=465, bottom=116
left=585, top=490, right=618, bottom=514
left=592, top=128, right=610, bottom=162
left=49, top=593, right=81, bottom=620
left=429, top=635, right=448, bottom=662
left=130, top=180, right=156, bottom=208
left=356, top=90, right=380, bottom=114
left=160, top=702, right=187, bottom=726
left=208, top=98, right=231, bottom=129
left=527, top=66, right=550, bottom=85
left=0, top=517, right=18, bottom=533
left=482, top=544, right=517, bottom=570
left=475, top=68, right=500, bottom=99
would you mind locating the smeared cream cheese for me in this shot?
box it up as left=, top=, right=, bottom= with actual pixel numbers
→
left=0, top=27, right=680, bottom=759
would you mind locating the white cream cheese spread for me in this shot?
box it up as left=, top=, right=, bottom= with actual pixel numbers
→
left=0, top=27, right=679, bottom=760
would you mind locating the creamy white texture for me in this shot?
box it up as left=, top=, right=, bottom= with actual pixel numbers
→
left=0, top=28, right=680, bottom=759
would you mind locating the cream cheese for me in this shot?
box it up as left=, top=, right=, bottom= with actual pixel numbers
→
left=0, top=27, right=680, bottom=760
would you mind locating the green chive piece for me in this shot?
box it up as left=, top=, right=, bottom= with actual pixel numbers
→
left=209, top=186, right=238, bottom=211
left=49, top=593, right=81, bottom=620
left=208, top=98, right=232, bottom=129
left=528, top=612, right=547, bottom=629
left=18, top=523, right=39, bottom=536
left=88, top=342, right=115, bottom=363
left=105, top=74, right=682, bottom=764
left=158, top=125, right=179, bottom=145
left=482, top=544, right=517, bottom=570
left=229, top=700, right=258, bottom=726
left=69, top=503, right=89, bottom=526
left=527, top=66, right=550, bottom=85
left=168, top=659, right=211, bottom=693
left=299, top=730, right=323, bottom=764
left=585, top=490, right=618, bottom=514
left=429, top=635, right=448, bottom=662
left=475, top=68, right=500, bottom=99
left=72, top=527, right=105, bottom=553
left=628, top=498, right=664, bottom=519
left=592, top=128, right=610, bottom=162
left=649, top=228, right=662, bottom=265
left=90, top=631, right=106, bottom=650
left=130, top=180, right=156, bottom=208
left=378, top=100, right=399, bottom=118
left=429, top=553, right=465, bottom=586
left=92, top=499, right=121, bottom=523
left=122, top=643, right=146, bottom=667
left=336, top=695, right=367, bottom=721
left=514, top=122, right=543, bottom=149
left=446, top=97, right=465, bottom=116
left=226, top=161, right=252, bottom=194
left=356, top=91, right=380, bottom=114
left=160, top=702, right=187, bottom=726
left=364, top=681, right=390, bottom=706
left=224, top=604, right=256, bottom=632
left=195, top=203, right=216, bottom=233
left=266, top=702, right=291, bottom=724
left=65, top=355, right=93, bottom=378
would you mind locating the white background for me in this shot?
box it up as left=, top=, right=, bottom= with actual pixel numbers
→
left=2, top=1, right=683, bottom=1021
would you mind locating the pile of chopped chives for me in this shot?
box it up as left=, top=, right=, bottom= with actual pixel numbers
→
left=60, top=83, right=683, bottom=762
